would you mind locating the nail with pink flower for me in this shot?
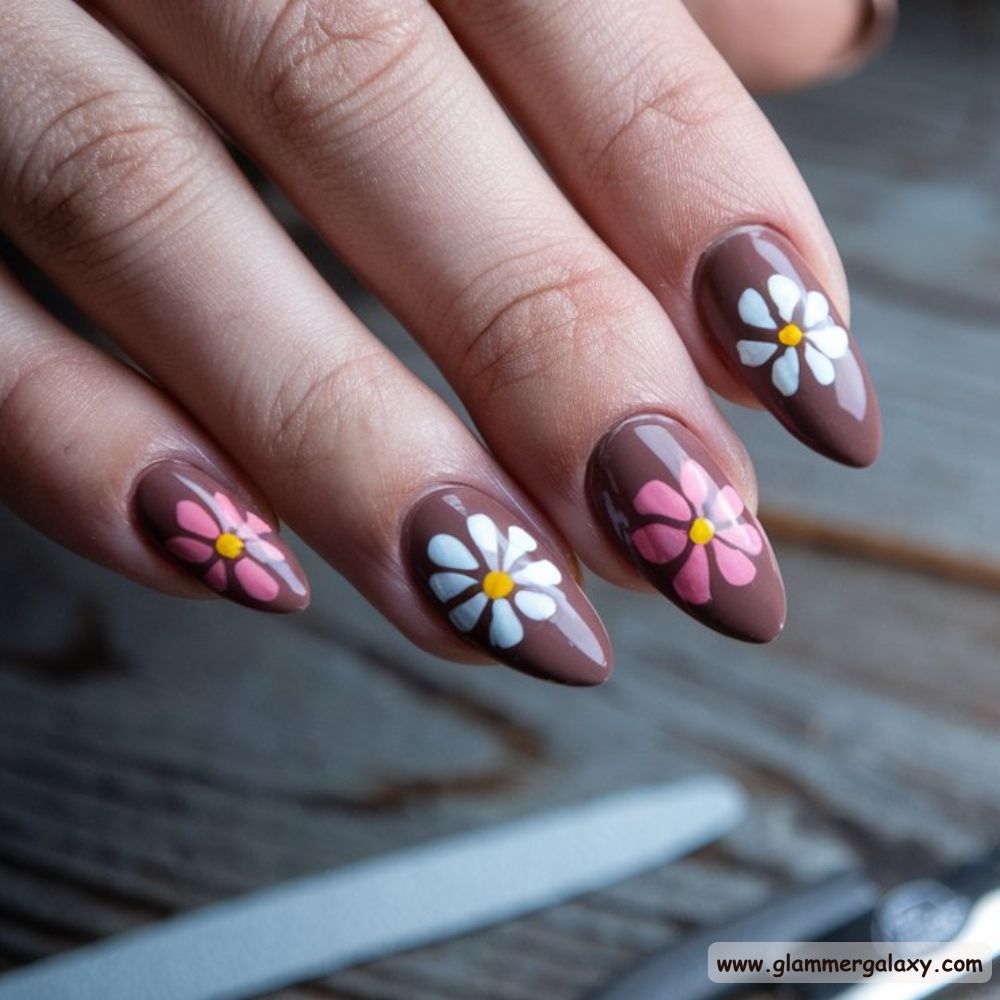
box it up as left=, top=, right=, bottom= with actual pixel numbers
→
left=630, top=461, right=762, bottom=605
left=135, top=461, right=310, bottom=613
left=588, top=414, right=785, bottom=643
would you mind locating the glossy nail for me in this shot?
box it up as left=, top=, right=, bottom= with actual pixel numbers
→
left=134, top=460, right=310, bottom=613
left=588, top=414, right=785, bottom=643
left=696, top=225, right=881, bottom=467
left=405, top=486, right=612, bottom=686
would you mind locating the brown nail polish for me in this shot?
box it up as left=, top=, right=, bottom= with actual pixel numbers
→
left=588, top=414, right=785, bottom=643
left=405, top=486, right=612, bottom=686
left=134, top=460, right=310, bottom=614
left=696, top=225, right=881, bottom=467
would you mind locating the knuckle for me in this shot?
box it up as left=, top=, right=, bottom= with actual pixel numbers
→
left=256, top=347, right=403, bottom=471
left=443, top=245, right=632, bottom=399
left=585, top=55, right=742, bottom=183
left=0, top=354, right=57, bottom=469
left=6, top=88, right=207, bottom=269
left=0, top=347, right=103, bottom=474
left=246, top=0, right=435, bottom=149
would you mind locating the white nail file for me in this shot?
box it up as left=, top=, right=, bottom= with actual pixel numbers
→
left=0, top=776, right=746, bottom=1000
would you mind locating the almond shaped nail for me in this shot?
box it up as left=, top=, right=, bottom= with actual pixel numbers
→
left=697, top=225, right=881, bottom=467
left=405, top=486, right=612, bottom=686
left=588, top=415, right=785, bottom=643
left=134, top=460, right=310, bottom=613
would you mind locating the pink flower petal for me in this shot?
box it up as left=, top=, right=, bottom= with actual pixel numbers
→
left=234, top=557, right=280, bottom=602
left=632, top=523, right=688, bottom=564
left=711, top=540, right=757, bottom=587
left=714, top=522, right=763, bottom=556
left=203, top=559, right=228, bottom=593
left=679, top=461, right=710, bottom=512
left=165, top=536, right=215, bottom=564
left=213, top=492, right=242, bottom=531
left=633, top=480, right=690, bottom=521
left=244, top=511, right=273, bottom=536
left=706, top=485, right=744, bottom=525
left=176, top=499, right=220, bottom=539
left=673, top=545, right=711, bottom=605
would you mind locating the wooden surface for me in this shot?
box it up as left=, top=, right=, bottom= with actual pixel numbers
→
left=2, top=2, right=1000, bottom=997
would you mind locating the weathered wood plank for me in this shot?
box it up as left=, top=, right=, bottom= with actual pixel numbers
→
left=4, top=498, right=1000, bottom=996
left=2, top=4, right=999, bottom=999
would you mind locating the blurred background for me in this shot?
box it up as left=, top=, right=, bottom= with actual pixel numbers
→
left=2, top=1, right=1000, bottom=996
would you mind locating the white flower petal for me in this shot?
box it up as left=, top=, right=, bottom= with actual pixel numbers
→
left=514, top=589, right=558, bottom=622
left=805, top=325, right=849, bottom=360
left=736, top=340, right=779, bottom=368
left=767, top=274, right=801, bottom=324
left=489, top=598, right=524, bottom=649
left=502, top=524, right=538, bottom=571
left=512, top=559, right=562, bottom=588
left=803, top=290, right=830, bottom=329
left=428, top=533, right=479, bottom=571
left=449, top=591, right=488, bottom=632
left=429, top=572, right=477, bottom=602
left=244, top=538, right=285, bottom=563
left=771, top=346, right=800, bottom=396
left=466, top=513, right=500, bottom=571
left=737, top=288, right=777, bottom=330
left=804, top=343, right=836, bottom=386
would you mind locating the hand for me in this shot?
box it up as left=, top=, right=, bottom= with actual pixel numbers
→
left=0, top=0, right=891, bottom=684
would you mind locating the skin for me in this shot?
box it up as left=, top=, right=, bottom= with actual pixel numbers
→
left=0, top=0, right=892, bottom=664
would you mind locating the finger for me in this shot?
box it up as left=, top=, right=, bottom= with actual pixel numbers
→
left=95, top=0, right=787, bottom=642
left=684, top=0, right=897, bottom=92
left=0, top=0, right=611, bottom=684
left=0, top=262, right=310, bottom=613
left=436, top=0, right=882, bottom=468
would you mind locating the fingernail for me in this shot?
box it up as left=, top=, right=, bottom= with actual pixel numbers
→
left=134, top=460, right=310, bottom=613
left=404, top=486, right=612, bottom=686
left=587, top=414, right=785, bottom=643
left=696, top=225, right=881, bottom=467
left=840, top=0, right=897, bottom=72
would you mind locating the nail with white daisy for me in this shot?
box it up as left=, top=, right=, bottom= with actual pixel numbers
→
left=736, top=276, right=849, bottom=398
left=405, top=486, right=612, bottom=686
left=697, top=225, right=881, bottom=467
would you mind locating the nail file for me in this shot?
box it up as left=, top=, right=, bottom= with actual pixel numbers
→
left=590, top=871, right=881, bottom=1000
left=0, top=776, right=746, bottom=1000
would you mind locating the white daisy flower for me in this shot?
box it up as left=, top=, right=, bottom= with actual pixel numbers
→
left=736, top=274, right=849, bottom=397
left=427, top=514, right=563, bottom=649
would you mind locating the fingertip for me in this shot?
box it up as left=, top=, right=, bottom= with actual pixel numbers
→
left=687, top=0, right=896, bottom=94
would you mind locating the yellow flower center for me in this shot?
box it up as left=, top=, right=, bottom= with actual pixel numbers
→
left=482, top=570, right=514, bottom=600
left=778, top=323, right=803, bottom=347
left=688, top=517, right=715, bottom=545
left=214, top=532, right=245, bottom=559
